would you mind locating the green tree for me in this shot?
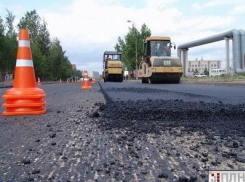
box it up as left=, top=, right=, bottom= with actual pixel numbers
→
left=60, top=56, right=72, bottom=79
left=194, top=68, right=199, bottom=75
left=0, top=10, right=17, bottom=81
left=17, top=10, right=51, bottom=80
left=48, top=38, right=72, bottom=80
left=0, top=16, right=6, bottom=81
left=204, top=67, right=209, bottom=76
left=0, top=16, right=4, bottom=35
left=31, top=42, right=45, bottom=79
left=72, top=69, right=82, bottom=79
left=38, top=20, right=50, bottom=57
left=0, top=9, right=73, bottom=82
left=18, top=10, right=74, bottom=81
left=138, top=23, right=151, bottom=57
left=17, top=10, right=41, bottom=43
left=5, top=10, right=17, bottom=75
left=6, top=10, right=16, bottom=37
left=49, top=38, right=63, bottom=79
left=35, top=20, right=50, bottom=80
left=115, top=23, right=151, bottom=71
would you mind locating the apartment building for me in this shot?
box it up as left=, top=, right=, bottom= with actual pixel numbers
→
left=186, top=59, right=221, bottom=76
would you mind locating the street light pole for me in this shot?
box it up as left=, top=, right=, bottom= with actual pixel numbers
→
left=135, top=25, right=138, bottom=80
left=127, top=20, right=138, bottom=80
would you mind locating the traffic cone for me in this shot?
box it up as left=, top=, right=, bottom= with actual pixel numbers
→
left=37, top=77, right=41, bottom=86
left=91, top=78, right=96, bottom=84
left=59, top=78, right=62, bottom=84
left=81, top=70, right=92, bottom=90
left=2, top=29, right=46, bottom=116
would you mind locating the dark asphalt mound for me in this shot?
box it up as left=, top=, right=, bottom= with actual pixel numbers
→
left=94, top=84, right=245, bottom=181
left=96, top=99, right=245, bottom=137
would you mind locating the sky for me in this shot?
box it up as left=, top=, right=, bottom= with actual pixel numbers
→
left=0, top=0, right=245, bottom=73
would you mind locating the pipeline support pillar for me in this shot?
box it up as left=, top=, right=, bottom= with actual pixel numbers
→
left=225, top=37, right=230, bottom=74
left=180, top=49, right=188, bottom=77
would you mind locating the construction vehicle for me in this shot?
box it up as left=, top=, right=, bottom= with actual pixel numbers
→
left=138, top=36, right=183, bottom=83
left=103, top=51, right=123, bottom=82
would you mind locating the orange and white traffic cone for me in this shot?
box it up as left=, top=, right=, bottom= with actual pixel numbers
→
left=91, top=78, right=96, bottom=84
left=2, top=29, right=46, bottom=116
left=59, top=78, right=62, bottom=84
left=37, top=77, right=41, bottom=86
left=67, top=78, right=69, bottom=84
left=81, top=70, right=92, bottom=90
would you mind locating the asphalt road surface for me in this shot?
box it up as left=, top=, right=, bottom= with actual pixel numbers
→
left=0, top=81, right=245, bottom=182
left=101, top=81, right=245, bottom=104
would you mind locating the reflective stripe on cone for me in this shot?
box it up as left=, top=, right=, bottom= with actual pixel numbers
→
left=18, top=40, right=30, bottom=47
left=16, top=59, right=34, bottom=67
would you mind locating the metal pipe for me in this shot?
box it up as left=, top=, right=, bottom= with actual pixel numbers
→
left=225, top=37, right=230, bottom=74
left=178, top=30, right=235, bottom=49
left=178, top=29, right=243, bottom=73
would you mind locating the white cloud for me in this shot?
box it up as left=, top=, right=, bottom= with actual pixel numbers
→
left=192, top=0, right=244, bottom=10
left=177, top=16, right=233, bottom=32
left=146, top=0, right=179, bottom=11
left=38, top=0, right=183, bottom=73
left=231, top=4, right=245, bottom=15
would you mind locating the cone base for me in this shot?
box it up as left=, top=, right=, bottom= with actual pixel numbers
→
left=2, top=109, right=46, bottom=116
left=2, top=87, right=46, bottom=116
left=81, top=86, right=92, bottom=90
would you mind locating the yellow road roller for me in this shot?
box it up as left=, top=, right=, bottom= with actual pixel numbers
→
left=103, top=51, right=124, bottom=82
left=138, top=36, right=183, bottom=83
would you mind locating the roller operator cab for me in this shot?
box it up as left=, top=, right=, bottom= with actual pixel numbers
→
left=138, top=36, right=183, bottom=84
left=103, top=51, right=124, bottom=82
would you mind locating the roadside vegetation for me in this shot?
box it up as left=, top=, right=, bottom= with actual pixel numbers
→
left=0, top=10, right=79, bottom=82
left=114, top=24, right=151, bottom=71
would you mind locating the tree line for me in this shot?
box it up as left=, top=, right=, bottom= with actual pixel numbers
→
left=114, top=24, right=151, bottom=71
left=0, top=10, right=79, bottom=82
